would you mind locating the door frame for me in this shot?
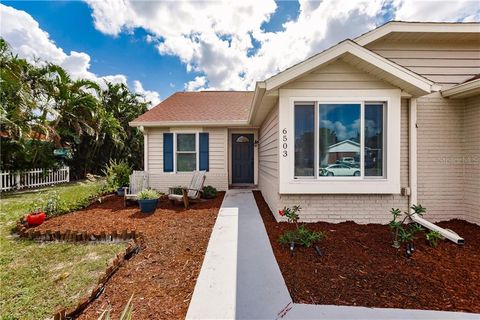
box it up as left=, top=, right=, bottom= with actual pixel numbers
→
left=228, top=129, right=258, bottom=186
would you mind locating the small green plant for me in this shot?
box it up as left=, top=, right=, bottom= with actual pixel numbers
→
left=278, top=206, right=324, bottom=248
left=389, top=204, right=425, bottom=248
left=98, top=294, right=134, bottom=320
left=44, top=191, right=61, bottom=216
left=426, top=230, right=444, bottom=247
left=103, top=159, right=132, bottom=190
left=279, top=225, right=325, bottom=247
left=171, top=186, right=183, bottom=195
left=137, top=188, right=160, bottom=200
left=202, top=185, right=218, bottom=199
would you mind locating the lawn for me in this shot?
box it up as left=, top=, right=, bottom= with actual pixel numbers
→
left=0, top=180, right=125, bottom=320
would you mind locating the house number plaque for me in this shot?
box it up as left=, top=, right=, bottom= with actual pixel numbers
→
left=282, top=128, right=288, bottom=157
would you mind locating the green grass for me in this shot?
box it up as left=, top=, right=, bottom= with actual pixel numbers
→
left=0, top=180, right=125, bottom=320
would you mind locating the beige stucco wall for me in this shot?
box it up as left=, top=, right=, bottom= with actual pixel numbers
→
left=146, top=127, right=228, bottom=192
left=463, top=95, right=480, bottom=224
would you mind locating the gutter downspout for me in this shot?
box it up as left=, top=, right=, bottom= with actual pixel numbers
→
left=408, top=98, right=464, bottom=245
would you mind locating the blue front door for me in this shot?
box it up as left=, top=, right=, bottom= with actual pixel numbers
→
left=232, top=134, right=254, bottom=184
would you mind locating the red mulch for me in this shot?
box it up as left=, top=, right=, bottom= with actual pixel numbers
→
left=253, top=191, right=480, bottom=313
left=34, top=193, right=224, bottom=319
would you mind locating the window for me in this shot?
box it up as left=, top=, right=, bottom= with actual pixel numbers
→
left=319, top=104, right=361, bottom=177
left=294, top=102, right=385, bottom=179
left=294, top=104, right=315, bottom=177
left=176, top=133, right=196, bottom=172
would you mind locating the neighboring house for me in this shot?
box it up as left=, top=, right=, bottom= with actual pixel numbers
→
left=131, top=21, right=480, bottom=225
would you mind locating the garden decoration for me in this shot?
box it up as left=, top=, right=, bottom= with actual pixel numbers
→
left=26, top=210, right=46, bottom=226
left=137, top=189, right=160, bottom=214
left=278, top=205, right=325, bottom=255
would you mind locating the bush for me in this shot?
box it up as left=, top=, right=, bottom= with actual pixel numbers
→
left=171, top=186, right=183, bottom=195
left=137, top=189, right=160, bottom=200
left=426, top=230, right=444, bottom=247
left=389, top=204, right=425, bottom=248
left=279, top=225, right=325, bottom=247
left=103, top=159, right=132, bottom=190
left=202, top=185, right=218, bottom=199
left=278, top=205, right=324, bottom=248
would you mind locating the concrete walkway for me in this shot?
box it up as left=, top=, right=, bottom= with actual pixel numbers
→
left=186, top=190, right=479, bottom=320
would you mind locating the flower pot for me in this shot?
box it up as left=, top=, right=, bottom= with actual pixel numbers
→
left=116, top=187, right=125, bottom=196
left=26, top=212, right=46, bottom=226
left=138, top=199, right=158, bottom=214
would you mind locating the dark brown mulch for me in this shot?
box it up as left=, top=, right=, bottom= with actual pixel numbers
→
left=253, top=191, right=480, bottom=313
left=34, top=193, right=224, bottom=319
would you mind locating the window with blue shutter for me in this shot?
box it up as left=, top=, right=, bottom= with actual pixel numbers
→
left=163, top=133, right=173, bottom=172
left=199, top=133, right=209, bottom=171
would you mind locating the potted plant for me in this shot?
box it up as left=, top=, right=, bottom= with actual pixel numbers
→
left=137, top=189, right=160, bottom=214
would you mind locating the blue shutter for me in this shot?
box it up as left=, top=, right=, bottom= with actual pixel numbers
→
left=199, top=133, right=209, bottom=171
left=163, top=133, right=173, bottom=172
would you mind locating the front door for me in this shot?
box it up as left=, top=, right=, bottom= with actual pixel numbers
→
left=232, top=134, right=254, bottom=184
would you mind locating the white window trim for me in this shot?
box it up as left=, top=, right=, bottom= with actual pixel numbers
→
left=279, top=89, right=401, bottom=194
left=174, top=132, right=199, bottom=173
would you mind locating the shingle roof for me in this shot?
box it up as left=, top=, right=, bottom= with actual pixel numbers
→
left=132, top=91, right=254, bottom=124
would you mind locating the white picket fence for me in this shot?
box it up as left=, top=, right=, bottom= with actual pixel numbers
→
left=0, top=166, right=70, bottom=192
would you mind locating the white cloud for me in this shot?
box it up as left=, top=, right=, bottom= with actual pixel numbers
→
left=85, top=0, right=480, bottom=92
left=133, top=80, right=161, bottom=108
left=0, top=3, right=160, bottom=102
left=392, top=0, right=480, bottom=22
left=184, top=76, right=207, bottom=91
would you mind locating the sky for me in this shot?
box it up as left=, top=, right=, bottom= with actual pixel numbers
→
left=1, top=0, right=479, bottom=107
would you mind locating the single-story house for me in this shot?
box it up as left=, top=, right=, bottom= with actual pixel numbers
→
left=131, top=21, right=480, bottom=225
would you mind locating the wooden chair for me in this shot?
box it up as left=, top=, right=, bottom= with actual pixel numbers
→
left=168, top=170, right=206, bottom=208
left=124, top=171, right=149, bottom=207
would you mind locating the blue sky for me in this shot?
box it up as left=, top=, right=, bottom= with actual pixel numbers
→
left=1, top=1, right=478, bottom=105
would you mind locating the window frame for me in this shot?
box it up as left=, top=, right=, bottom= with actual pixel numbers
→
left=173, top=132, right=199, bottom=173
left=294, top=101, right=386, bottom=181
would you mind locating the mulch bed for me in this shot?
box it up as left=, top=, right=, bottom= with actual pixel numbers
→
left=253, top=191, right=480, bottom=313
left=33, top=193, right=224, bottom=319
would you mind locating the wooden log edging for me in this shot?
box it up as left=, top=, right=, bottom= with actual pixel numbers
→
left=53, top=238, right=142, bottom=320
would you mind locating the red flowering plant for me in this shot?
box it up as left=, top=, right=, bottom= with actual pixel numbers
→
left=278, top=205, right=324, bottom=249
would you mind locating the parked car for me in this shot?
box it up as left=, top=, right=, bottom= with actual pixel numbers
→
left=321, top=164, right=361, bottom=176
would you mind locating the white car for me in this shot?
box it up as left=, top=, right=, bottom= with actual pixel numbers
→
left=322, top=164, right=360, bottom=176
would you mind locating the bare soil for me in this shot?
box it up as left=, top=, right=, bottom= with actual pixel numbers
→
left=34, top=193, right=224, bottom=319
left=253, top=191, right=480, bottom=313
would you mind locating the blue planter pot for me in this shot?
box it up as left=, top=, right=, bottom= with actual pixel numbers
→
left=139, top=199, right=158, bottom=214
left=116, top=187, right=125, bottom=196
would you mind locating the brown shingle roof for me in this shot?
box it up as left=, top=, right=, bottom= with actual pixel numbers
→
left=132, top=91, right=254, bottom=124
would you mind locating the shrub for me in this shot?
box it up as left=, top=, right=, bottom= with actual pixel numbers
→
left=426, top=230, right=444, bottom=247
left=44, top=191, right=61, bottom=217
left=171, top=186, right=183, bottom=195
left=389, top=204, right=425, bottom=248
left=278, top=205, right=324, bottom=248
left=103, top=159, right=132, bottom=190
left=279, top=225, right=325, bottom=247
left=137, top=188, right=160, bottom=200
left=202, top=185, right=218, bottom=199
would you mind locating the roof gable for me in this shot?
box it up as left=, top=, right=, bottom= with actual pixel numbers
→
left=264, top=40, right=435, bottom=96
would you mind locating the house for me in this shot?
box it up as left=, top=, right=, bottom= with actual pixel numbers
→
left=130, top=21, right=480, bottom=225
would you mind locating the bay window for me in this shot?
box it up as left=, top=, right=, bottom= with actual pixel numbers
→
left=294, top=101, right=386, bottom=179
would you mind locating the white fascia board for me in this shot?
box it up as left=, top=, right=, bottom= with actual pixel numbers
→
left=441, top=79, right=480, bottom=99
left=129, top=120, right=249, bottom=127
left=355, top=21, right=480, bottom=46
left=247, top=81, right=266, bottom=124
left=265, top=40, right=433, bottom=95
